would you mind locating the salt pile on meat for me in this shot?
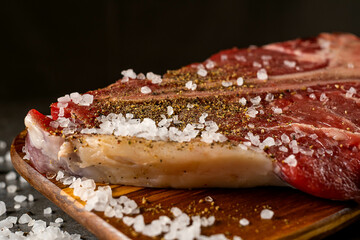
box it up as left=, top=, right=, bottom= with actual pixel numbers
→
left=80, top=112, right=227, bottom=144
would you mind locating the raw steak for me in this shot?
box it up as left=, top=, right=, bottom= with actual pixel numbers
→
left=24, top=33, right=360, bottom=201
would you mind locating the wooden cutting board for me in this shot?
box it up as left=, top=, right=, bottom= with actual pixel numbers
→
left=11, top=131, right=360, bottom=240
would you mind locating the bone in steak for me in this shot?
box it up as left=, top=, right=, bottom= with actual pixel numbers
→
left=24, top=33, right=360, bottom=201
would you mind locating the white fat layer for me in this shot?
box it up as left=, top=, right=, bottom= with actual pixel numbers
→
left=25, top=114, right=284, bottom=188
left=25, top=114, right=64, bottom=161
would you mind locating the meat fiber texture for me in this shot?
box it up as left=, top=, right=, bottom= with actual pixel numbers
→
left=24, top=33, right=360, bottom=201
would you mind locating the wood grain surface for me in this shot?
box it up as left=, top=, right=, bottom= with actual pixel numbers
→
left=11, top=131, right=360, bottom=240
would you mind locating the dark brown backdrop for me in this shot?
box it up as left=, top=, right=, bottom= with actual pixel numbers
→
left=2, top=0, right=360, bottom=104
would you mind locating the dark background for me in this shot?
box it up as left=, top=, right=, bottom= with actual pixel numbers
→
left=2, top=0, right=360, bottom=105
left=1, top=1, right=360, bottom=239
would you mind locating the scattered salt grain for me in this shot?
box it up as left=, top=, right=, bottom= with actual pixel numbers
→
left=222, top=81, right=233, bottom=87
left=238, top=98, right=247, bottom=106
left=197, top=68, right=207, bottom=77
left=14, top=204, right=20, bottom=210
left=246, top=107, right=258, bottom=118
left=247, top=132, right=260, bottom=146
left=205, top=196, right=213, bottom=203
left=281, top=133, right=290, bottom=144
left=309, top=93, right=316, bottom=100
left=121, top=69, right=137, bottom=79
left=272, top=107, right=282, bottom=114
left=250, top=96, right=261, bottom=105
left=279, top=146, right=288, bottom=152
left=320, top=93, right=328, bottom=102
left=284, top=60, right=296, bottom=68
left=7, top=185, right=17, bottom=193
left=146, top=72, right=162, bottom=84
left=57, top=94, right=71, bottom=103
left=79, top=94, right=94, bottom=106
left=14, top=195, right=27, bottom=203
left=284, top=154, right=297, bottom=167
left=239, top=218, right=249, bottom=226
left=185, top=81, right=197, bottom=91
left=205, top=60, right=215, bottom=69
left=135, top=73, right=145, bottom=80
left=167, top=106, right=174, bottom=116
left=346, top=87, right=357, bottom=98
left=140, top=86, right=152, bottom=94
left=235, top=55, right=247, bottom=62
left=236, top=77, right=244, bottom=86
left=28, top=194, right=34, bottom=202
left=221, top=54, right=228, bottom=61
left=56, top=171, right=64, bottom=181
left=265, top=93, right=274, bottom=102
left=43, top=207, right=52, bottom=215
left=18, top=214, right=32, bottom=224
left=123, top=216, right=135, bottom=226
left=0, top=201, right=6, bottom=216
left=170, top=207, right=182, bottom=217
left=259, top=137, right=276, bottom=150
left=199, top=113, right=208, bottom=124
left=260, top=209, right=274, bottom=219
left=0, top=140, right=7, bottom=150
left=55, top=218, right=64, bottom=223
left=257, top=68, right=268, bottom=81
left=4, top=151, right=11, bottom=162
left=253, top=61, right=262, bottom=68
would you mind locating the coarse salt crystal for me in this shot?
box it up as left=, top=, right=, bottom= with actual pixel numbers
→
left=260, top=209, right=274, bottom=219
left=273, top=107, right=282, bottom=114
left=346, top=87, right=357, bottom=98
left=18, top=214, right=32, bottom=224
left=7, top=185, right=17, bottom=193
left=167, top=106, right=174, bottom=116
left=250, top=96, right=261, bottom=105
left=221, top=55, right=228, bottom=61
left=137, top=73, right=146, bottom=80
left=320, top=93, right=328, bottom=102
left=309, top=93, right=316, bottom=100
left=55, top=218, right=64, bottom=223
left=57, top=94, right=71, bottom=103
left=265, top=93, right=274, bottom=102
left=235, top=55, right=246, bottom=62
left=253, top=61, right=262, bottom=68
left=259, top=137, right=275, bottom=150
left=4, top=151, right=10, bottom=162
left=121, top=69, right=137, bottom=79
left=281, top=133, right=290, bottom=144
left=247, top=132, right=260, bottom=146
left=0, top=140, right=7, bottom=150
left=146, top=72, right=162, bottom=84
left=79, top=94, right=94, bottom=106
left=140, top=86, right=152, bottom=94
left=239, top=97, right=247, bottom=106
left=222, top=81, right=232, bottom=87
left=43, top=207, right=52, bottom=215
left=246, top=107, right=258, bottom=118
left=170, top=207, right=182, bottom=217
left=197, top=68, right=207, bottom=77
left=205, top=60, right=215, bottom=69
left=14, top=195, right=27, bottom=203
left=28, top=194, right=34, bottom=202
left=239, top=218, right=249, bottom=226
left=199, top=113, right=208, bottom=124
left=257, top=68, right=268, bottom=81
left=236, top=77, right=244, bottom=86
left=0, top=201, right=6, bottom=216
left=5, top=171, right=16, bottom=181
left=185, top=81, right=197, bottom=91
left=284, top=60, right=296, bottom=68
left=284, top=154, right=297, bottom=167
left=14, top=204, right=20, bottom=210
left=205, top=196, right=213, bottom=202
left=279, top=146, right=288, bottom=152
